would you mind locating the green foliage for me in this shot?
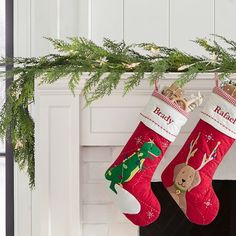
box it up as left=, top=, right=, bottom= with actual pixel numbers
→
left=0, top=35, right=236, bottom=188
left=0, top=75, right=35, bottom=187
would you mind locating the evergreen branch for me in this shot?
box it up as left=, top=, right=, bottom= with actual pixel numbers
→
left=124, top=71, right=144, bottom=95
left=0, top=35, right=236, bottom=188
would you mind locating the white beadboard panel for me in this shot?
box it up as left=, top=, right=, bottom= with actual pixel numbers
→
left=33, top=90, right=81, bottom=236
left=14, top=0, right=31, bottom=57
left=215, top=0, right=236, bottom=40
left=78, top=0, right=90, bottom=37
left=59, top=0, right=80, bottom=39
left=170, top=0, right=214, bottom=55
left=31, top=0, right=80, bottom=56
left=124, top=0, right=169, bottom=45
left=91, top=0, right=123, bottom=44
left=31, top=0, right=58, bottom=56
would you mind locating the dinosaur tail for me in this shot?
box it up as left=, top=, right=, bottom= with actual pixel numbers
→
left=105, top=169, right=112, bottom=180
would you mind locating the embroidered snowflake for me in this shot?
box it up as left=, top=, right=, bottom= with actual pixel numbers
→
left=146, top=210, right=154, bottom=219
left=135, top=136, right=143, bottom=146
left=205, top=133, right=214, bottom=142
left=204, top=200, right=212, bottom=208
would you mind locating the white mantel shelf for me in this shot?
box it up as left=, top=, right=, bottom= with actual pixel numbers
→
left=36, top=72, right=222, bottom=93
left=15, top=73, right=236, bottom=236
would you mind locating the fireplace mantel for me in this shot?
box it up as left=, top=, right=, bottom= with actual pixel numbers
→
left=15, top=73, right=236, bottom=236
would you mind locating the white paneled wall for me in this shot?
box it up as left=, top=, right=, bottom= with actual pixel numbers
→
left=15, top=0, right=236, bottom=57
left=90, top=0, right=123, bottom=44
left=124, top=0, right=169, bottom=45
left=88, top=0, right=236, bottom=51
left=169, top=0, right=214, bottom=51
left=215, top=0, right=236, bottom=45
left=31, top=0, right=79, bottom=56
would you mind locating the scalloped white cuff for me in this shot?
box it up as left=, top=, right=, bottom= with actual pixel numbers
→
left=140, top=96, right=188, bottom=142
left=200, top=93, right=236, bottom=139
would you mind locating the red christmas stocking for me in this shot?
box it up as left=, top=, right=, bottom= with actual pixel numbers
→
left=161, top=86, right=236, bottom=225
left=105, top=88, right=189, bottom=226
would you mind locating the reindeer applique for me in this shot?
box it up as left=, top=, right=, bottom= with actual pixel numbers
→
left=167, top=132, right=221, bottom=214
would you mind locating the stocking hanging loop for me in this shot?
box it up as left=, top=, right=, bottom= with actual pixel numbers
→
left=214, top=73, right=219, bottom=87
left=155, top=78, right=159, bottom=91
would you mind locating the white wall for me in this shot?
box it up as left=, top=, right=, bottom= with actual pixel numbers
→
left=15, top=0, right=236, bottom=56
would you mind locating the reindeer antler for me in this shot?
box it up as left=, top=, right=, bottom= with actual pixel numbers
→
left=196, top=141, right=221, bottom=171
left=186, top=132, right=201, bottom=165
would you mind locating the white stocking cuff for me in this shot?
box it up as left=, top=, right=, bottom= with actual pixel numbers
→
left=140, top=90, right=188, bottom=142
left=200, top=87, right=236, bottom=139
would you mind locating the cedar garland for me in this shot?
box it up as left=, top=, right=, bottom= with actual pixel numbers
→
left=0, top=34, right=236, bottom=187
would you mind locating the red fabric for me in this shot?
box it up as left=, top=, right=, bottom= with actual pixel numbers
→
left=106, top=122, right=171, bottom=226
left=162, top=120, right=235, bottom=225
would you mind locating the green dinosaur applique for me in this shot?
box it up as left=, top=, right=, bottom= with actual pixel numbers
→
left=105, top=141, right=161, bottom=194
